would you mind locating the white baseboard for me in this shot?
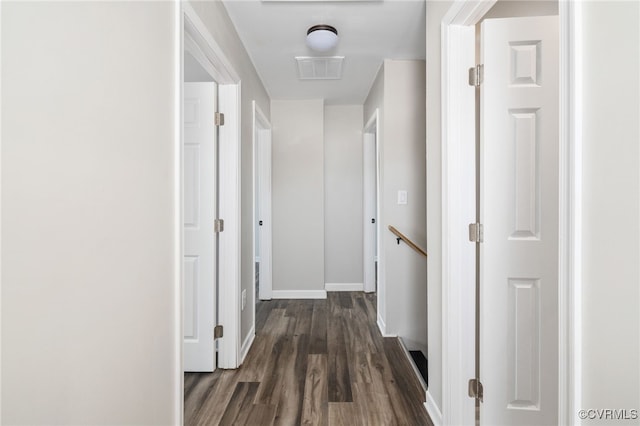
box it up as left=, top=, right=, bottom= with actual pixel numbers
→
left=425, top=390, right=443, bottom=426
left=377, top=313, right=397, bottom=337
left=271, top=289, right=327, bottom=299
left=240, top=325, right=255, bottom=364
left=325, top=283, right=364, bottom=292
left=397, top=337, right=427, bottom=392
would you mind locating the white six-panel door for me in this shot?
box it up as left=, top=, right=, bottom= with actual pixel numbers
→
left=184, top=82, right=217, bottom=372
left=480, top=16, right=559, bottom=425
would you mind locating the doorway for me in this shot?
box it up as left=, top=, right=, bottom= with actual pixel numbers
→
left=181, top=3, right=242, bottom=378
left=438, top=1, right=574, bottom=425
left=253, top=100, right=273, bottom=306
left=183, top=51, right=219, bottom=372
left=363, top=110, right=380, bottom=294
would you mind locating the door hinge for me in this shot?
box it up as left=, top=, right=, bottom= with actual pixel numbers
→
left=468, top=64, right=484, bottom=87
left=469, top=223, right=484, bottom=243
left=215, top=112, right=225, bottom=126
left=214, top=219, right=224, bottom=233
left=468, top=378, right=484, bottom=402
left=214, top=325, right=223, bottom=339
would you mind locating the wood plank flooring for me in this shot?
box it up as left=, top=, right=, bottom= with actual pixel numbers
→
left=184, top=292, right=432, bottom=425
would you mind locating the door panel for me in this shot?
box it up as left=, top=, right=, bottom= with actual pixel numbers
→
left=480, top=16, right=558, bottom=425
left=184, top=82, right=217, bottom=372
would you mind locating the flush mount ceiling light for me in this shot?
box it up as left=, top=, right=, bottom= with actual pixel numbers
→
left=306, top=24, right=339, bottom=52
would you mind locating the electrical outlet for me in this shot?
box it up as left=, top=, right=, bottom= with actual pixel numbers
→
left=241, top=289, right=247, bottom=310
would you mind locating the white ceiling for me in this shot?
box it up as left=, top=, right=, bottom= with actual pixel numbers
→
left=222, top=0, right=426, bottom=105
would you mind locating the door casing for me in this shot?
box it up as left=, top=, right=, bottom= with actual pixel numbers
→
left=435, top=1, right=582, bottom=425
left=363, top=110, right=380, bottom=294
left=180, top=0, right=242, bottom=376
left=253, top=100, right=273, bottom=303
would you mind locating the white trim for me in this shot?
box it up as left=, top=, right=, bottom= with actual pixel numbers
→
left=425, top=391, right=443, bottom=426
left=218, top=83, right=242, bottom=369
left=182, top=3, right=242, bottom=370
left=376, top=314, right=396, bottom=337
left=173, top=2, right=183, bottom=423
left=240, top=325, right=256, bottom=364
left=397, top=337, right=427, bottom=392
left=440, top=2, right=494, bottom=424
left=183, top=3, right=239, bottom=84
left=324, top=283, right=364, bottom=292
left=364, top=109, right=378, bottom=132
left=558, top=1, right=582, bottom=424
left=271, top=290, right=327, bottom=299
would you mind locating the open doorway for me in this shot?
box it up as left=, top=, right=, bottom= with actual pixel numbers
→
left=181, top=3, right=242, bottom=379
left=363, top=109, right=380, bottom=294
left=438, top=1, right=568, bottom=424
left=253, top=100, right=272, bottom=303
left=182, top=50, right=219, bottom=373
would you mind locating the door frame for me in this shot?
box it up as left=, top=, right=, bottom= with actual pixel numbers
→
left=181, top=2, right=242, bottom=373
left=253, top=100, right=272, bottom=304
left=363, top=109, right=380, bottom=294
left=437, top=1, right=582, bottom=425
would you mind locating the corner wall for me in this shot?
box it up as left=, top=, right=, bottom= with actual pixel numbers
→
left=383, top=60, right=427, bottom=352
left=365, top=60, right=427, bottom=352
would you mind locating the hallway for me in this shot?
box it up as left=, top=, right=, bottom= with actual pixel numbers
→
left=184, top=292, right=432, bottom=425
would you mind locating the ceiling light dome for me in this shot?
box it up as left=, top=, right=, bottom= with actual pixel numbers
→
left=306, top=25, right=338, bottom=52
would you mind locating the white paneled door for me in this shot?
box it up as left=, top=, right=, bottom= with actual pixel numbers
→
left=184, top=82, right=217, bottom=372
left=480, top=16, right=559, bottom=425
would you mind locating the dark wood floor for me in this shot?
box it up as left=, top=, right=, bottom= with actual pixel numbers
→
left=184, top=292, right=432, bottom=425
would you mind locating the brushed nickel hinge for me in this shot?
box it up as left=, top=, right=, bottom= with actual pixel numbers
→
left=214, top=325, right=223, bottom=339
left=214, top=219, right=224, bottom=233
left=215, top=112, right=225, bottom=126
left=468, top=378, right=484, bottom=402
left=468, top=64, right=484, bottom=87
left=469, top=223, right=484, bottom=243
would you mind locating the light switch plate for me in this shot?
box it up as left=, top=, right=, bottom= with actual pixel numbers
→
left=398, top=190, right=408, bottom=205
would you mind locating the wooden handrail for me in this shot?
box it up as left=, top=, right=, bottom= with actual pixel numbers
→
left=388, top=225, right=427, bottom=258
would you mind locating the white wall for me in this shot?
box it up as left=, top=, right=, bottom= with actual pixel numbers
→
left=188, top=1, right=271, bottom=341
left=382, top=60, right=427, bottom=352
left=324, top=105, right=364, bottom=286
left=580, top=0, right=640, bottom=416
left=271, top=100, right=325, bottom=295
left=2, top=2, right=179, bottom=423
left=365, top=60, right=427, bottom=352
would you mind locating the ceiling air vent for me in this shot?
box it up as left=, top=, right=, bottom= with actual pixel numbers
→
left=295, top=56, right=344, bottom=80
